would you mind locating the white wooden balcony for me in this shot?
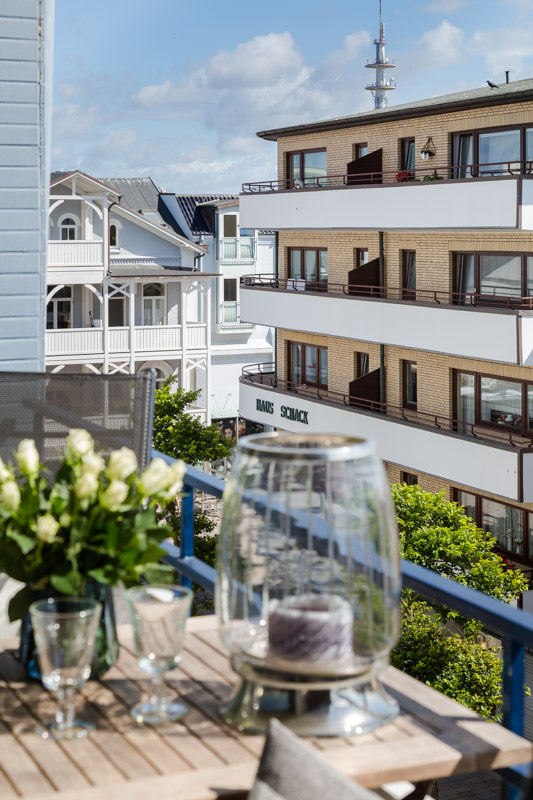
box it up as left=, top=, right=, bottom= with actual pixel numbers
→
left=218, top=302, right=254, bottom=330
left=47, top=240, right=104, bottom=267
left=46, top=323, right=207, bottom=359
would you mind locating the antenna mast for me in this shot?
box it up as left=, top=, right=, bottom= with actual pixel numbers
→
left=365, top=0, right=396, bottom=109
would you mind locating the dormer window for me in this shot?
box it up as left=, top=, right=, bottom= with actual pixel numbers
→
left=60, top=217, right=78, bottom=241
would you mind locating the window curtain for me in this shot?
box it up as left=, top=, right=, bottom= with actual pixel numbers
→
left=482, top=498, right=523, bottom=555
left=456, top=372, right=475, bottom=434
left=479, top=130, right=520, bottom=174
left=455, top=135, right=473, bottom=178
left=404, top=252, right=416, bottom=291
left=479, top=255, right=521, bottom=298
left=455, top=254, right=475, bottom=301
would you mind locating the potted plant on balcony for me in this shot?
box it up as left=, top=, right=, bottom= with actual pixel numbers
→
left=0, top=431, right=185, bottom=678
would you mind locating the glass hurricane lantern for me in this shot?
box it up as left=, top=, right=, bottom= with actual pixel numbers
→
left=216, top=433, right=401, bottom=737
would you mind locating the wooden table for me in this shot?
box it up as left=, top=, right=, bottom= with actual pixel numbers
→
left=0, top=615, right=531, bottom=800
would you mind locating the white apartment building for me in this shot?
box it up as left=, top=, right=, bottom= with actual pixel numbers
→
left=161, top=193, right=274, bottom=435
left=238, top=79, right=533, bottom=569
left=46, top=172, right=213, bottom=421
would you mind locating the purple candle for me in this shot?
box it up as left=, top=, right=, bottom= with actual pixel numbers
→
left=268, top=594, right=353, bottom=666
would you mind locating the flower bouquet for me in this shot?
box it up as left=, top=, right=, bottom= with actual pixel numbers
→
left=0, top=429, right=185, bottom=676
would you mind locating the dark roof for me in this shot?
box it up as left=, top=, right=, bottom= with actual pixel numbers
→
left=173, top=194, right=237, bottom=235
left=101, top=177, right=187, bottom=237
left=51, top=170, right=71, bottom=183
left=257, top=77, right=533, bottom=140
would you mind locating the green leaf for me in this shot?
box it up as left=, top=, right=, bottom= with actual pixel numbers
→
left=144, top=563, right=174, bottom=584
left=7, top=529, right=36, bottom=555
left=8, top=585, right=37, bottom=622
left=51, top=570, right=82, bottom=595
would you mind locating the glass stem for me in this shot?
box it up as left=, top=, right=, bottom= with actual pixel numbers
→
left=149, top=673, right=166, bottom=710
left=55, top=687, right=75, bottom=731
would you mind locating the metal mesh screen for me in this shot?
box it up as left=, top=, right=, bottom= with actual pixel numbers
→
left=0, top=371, right=155, bottom=472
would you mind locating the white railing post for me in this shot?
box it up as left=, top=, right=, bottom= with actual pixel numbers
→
left=103, top=279, right=109, bottom=374
left=129, top=282, right=135, bottom=374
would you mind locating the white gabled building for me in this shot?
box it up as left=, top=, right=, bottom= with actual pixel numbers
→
left=160, top=192, right=274, bottom=435
left=45, top=172, right=214, bottom=422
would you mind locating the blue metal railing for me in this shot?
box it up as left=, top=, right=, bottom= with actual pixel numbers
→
left=153, top=451, right=533, bottom=792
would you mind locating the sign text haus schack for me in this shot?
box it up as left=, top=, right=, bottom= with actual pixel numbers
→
left=256, top=398, right=309, bottom=425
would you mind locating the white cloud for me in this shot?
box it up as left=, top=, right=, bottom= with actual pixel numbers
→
left=417, top=20, right=465, bottom=66
left=472, top=27, right=533, bottom=76
left=501, top=0, right=533, bottom=13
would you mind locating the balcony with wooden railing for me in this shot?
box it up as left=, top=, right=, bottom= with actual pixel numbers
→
left=47, top=239, right=105, bottom=267
left=219, top=236, right=256, bottom=264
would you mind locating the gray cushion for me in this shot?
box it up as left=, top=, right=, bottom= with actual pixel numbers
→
left=249, top=719, right=381, bottom=800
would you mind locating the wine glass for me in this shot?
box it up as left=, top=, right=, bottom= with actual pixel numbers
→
left=30, top=596, right=102, bottom=740
left=126, top=585, right=192, bottom=724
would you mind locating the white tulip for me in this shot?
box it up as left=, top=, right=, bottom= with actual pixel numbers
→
left=81, top=452, right=105, bottom=476
left=0, top=457, right=11, bottom=483
left=15, top=439, right=40, bottom=477
left=66, top=429, right=94, bottom=461
left=138, top=458, right=172, bottom=496
left=100, top=480, right=129, bottom=511
left=1, top=481, right=20, bottom=512
left=36, top=514, right=59, bottom=543
left=74, top=472, right=99, bottom=500
left=107, top=447, right=138, bottom=481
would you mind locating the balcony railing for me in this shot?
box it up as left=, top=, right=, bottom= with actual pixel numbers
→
left=156, top=449, right=533, bottom=789
left=47, top=240, right=104, bottom=267
left=241, top=274, right=533, bottom=310
left=218, top=301, right=254, bottom=330
left=241, top=363, right=533, bottom=449
left=219, top=236, right=256, bottom=263
left=242, top=160, right=533, bottom=193
left=46, top=323, right=207, bottom=358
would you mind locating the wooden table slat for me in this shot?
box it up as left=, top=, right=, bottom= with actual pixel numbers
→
left=0, top=614, right=531, bottom=799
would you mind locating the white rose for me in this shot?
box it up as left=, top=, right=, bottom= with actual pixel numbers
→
left=100, top=480, right=129, bottom=511
left=165, top=459, right=186, bottom=497
left=0, top=457, right=11, bottom=483
left=15, top=439, right=40, bottom=477
left=81, top=452, right=105, bottom=476
left=138, top=458, right=172, bottom=496
left=74, top=472, right=99, bottom=500
left=36, top=514, right=60, bottom=543
left=106, top=447, right=138, bottom=481
left=1, top=481, right=20, bottom=511
left=66, top=429, right=94, bottom=461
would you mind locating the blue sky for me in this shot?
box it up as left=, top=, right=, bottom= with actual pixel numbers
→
left=51, top=0, right=533, bottom=193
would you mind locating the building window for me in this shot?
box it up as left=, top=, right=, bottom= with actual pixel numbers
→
left=403, top=361, right=417, bottom=409
left=223, top=214, right=237, bottom=238
left=354, top=143, right=368, bottom=159
left=288, top=248, right=327, bottom=288
left=224, top=278, right=237, bottom=302
left=109, top=224, right=118, bottom=248
left=289, top=342, right=328, bottom=388
left=46, top=286, right=72, bottom=329
left=455, top=490, right=528, bottom=560
left=455, top=370, right=533, bottom=436
left=143, top=283, right=165, bottom=326
left=355, top=248, right=369, bottom=267
left=454, top=252, right=533, bottom=303
left=355, top=352, right=370, bottom=379
left=401, top=472, right=418, bottom=486
left=402, top=250, right=416, bottom=300
left=60, top=217, right=78, bottom=241
left=400, top=137, right=415, bottom=174
left=287, top=149, right=327, bottom=188
left=452, top=124, right=533, bottom=177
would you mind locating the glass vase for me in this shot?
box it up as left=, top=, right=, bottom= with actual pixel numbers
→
left=217, top=432, right=401, bottom=736
left=19, top=581, right=119, bottom=680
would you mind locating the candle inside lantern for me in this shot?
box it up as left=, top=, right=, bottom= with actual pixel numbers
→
left=268, top=594, right=353, bottom=667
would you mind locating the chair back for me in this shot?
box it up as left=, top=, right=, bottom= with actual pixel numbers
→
left=0, top=370, right=156, bottom=471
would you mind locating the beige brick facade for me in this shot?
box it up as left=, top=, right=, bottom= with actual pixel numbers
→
left=258, top=91, right=533, bottom=562
left=276, top=99, right=533, bottom=184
